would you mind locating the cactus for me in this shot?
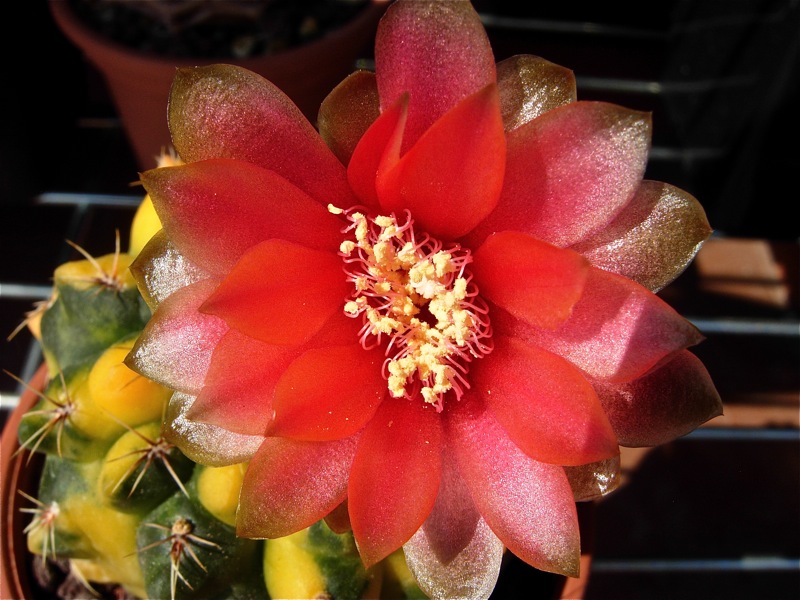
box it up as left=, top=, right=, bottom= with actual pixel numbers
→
left=12, top=180, right=424, bottom=599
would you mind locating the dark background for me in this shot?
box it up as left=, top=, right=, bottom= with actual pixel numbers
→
left=2, top=1, right=798, bottom=598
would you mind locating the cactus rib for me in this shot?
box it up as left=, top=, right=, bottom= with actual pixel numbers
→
left=63, top=233, right=126, bottom=294
left=18, top=490, right=60, bottom=560
left=138, top=518, right=221, bottom=600
left=6, top=293, right=56, bottom=341
left=106, top=424, right=190, bottom=500
left=8, top=369, right=74, bottom=460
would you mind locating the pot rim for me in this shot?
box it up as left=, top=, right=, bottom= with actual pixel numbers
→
left=48, top=0, right=389, bottom=71
left=1, top=364, right=49, bottom=600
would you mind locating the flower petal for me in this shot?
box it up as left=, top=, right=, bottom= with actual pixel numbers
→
left=141, top=159, right=343, bottom=276
left=497, top=54, right=576, bottom=132
left=446, top=395, right=580, bottom=577
left=126, top=279, right=227, bottom=394
left=188, top=329, right=293, bottom=436
left=378, top=84, right=506, bottom=240
left=319, top=70, right=380, bottom=166
left=570, top=180, right=713, bottom=292
left=200, top=240, right=349, bottom=346
left=475, top=336, right=618, bottom=466
left=189, top=311, right=366, bottom=437
left=472, top=232, right=589, bottom=330
left=349, top=398, right=442, bottom=567
left=167, top=64, right=355, bottom=208
left=468, top=101, right=651, bottom=248
left=375, top=0, right=496, bottom=151
left=499, top=266, right=705, bottom=383
left=237, top=434, right=359, bottom=539
left=404, top=446, right=504, bottom=600
left=564, top=456, right=621, bottom=501
left=593, top=349, right=723, bottom=447
left=268, top=344, right=386, bottom=441
left=347, top=92, right=408, bottom=209
left=129, top=229, right=207, bottom=309
left=163, top=391, right=263, bottom=466
left=324, top=500, right=352, bottom=534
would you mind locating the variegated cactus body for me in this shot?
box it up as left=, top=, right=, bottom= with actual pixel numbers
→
left=16, top=217, right=422, bottom=600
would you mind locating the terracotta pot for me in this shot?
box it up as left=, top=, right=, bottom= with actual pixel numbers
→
left=1, top=366, right=592, bottom=599
left=48, top=0, right=387, bottom=170
left=1, top=365, right=48, bottom=600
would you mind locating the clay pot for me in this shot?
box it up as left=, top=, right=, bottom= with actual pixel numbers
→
left=1, top=365, right=48, bottom=600
left=48, top=0, right=387, bottom=170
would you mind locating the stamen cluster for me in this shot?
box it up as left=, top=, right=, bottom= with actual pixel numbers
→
left=331, top=206, right=492, bottom=411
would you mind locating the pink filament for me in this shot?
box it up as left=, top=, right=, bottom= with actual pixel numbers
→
left=338, top=209, right=494, bottom=410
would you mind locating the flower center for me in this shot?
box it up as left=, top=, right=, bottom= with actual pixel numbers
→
left=329, top=205, right=492, bottom=411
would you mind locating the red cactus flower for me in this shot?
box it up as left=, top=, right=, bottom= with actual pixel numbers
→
left=127, top=1, right=722, bottom=597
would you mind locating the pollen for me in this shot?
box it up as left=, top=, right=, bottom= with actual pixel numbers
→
left=337, top=209, right=492, bottom=411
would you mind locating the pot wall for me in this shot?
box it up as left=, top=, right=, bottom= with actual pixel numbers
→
left=1, top=366, right=48, bottom=600
left=48, top=0, right=387, bottom=170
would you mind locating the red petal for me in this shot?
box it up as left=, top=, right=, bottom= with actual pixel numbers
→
left=237, top=434, right=360, bottom=538
left=378, top=84, right=506, bottom=240
left=141, top=159, right=343, bottom=276
left=324, top=500, right=352, bottom=534
left=188, top=312, right=364, bottom=437
left=269, top=344, right=386, bottom=441
left=404, top=446, right=504, bottom=600
left=349, top=398, right=442, bottom=567
left=593, top=349, right=723, bottom=447
left=347, top=93, right=408, bottom=209
left=168, top=64, right=356, bottom=209
left=201, top=240, right=348, bottom=346
left=319, top=70, right=381, bottom=166
left=188, top=329, right=295, bottom=436
left=570, top=180, right=713, bottom=292
left=467, top=101, right=651, bottom=249
left=375, top=0, right=496, bottom=151
left=446, top=395, right=581, bottom=577
left=472, top=232, right=589, bottom=330
left=498, top=266, right=705, bottom=383
left=126, top=279, right=227, bottom=394
left=475, top=336, right=618, bottom=465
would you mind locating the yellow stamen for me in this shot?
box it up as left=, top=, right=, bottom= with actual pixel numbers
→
left=337, top=210, right=492, bottom=410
